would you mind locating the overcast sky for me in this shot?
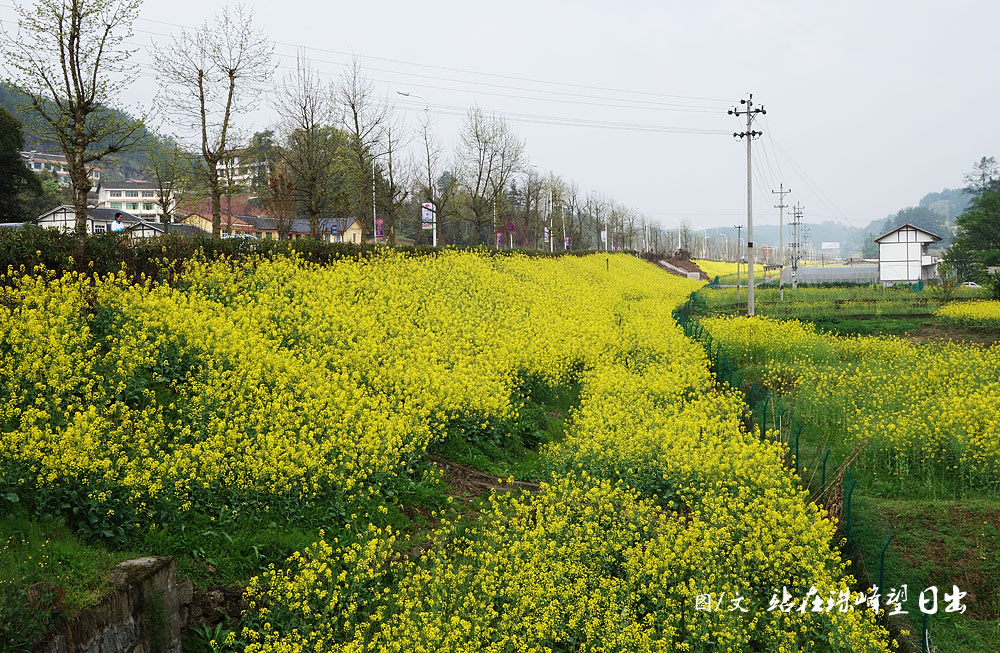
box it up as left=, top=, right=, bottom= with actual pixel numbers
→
left=4, top=0, right=998, bottom=231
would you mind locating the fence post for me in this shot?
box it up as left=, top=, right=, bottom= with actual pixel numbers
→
left=793, top=424, right=803, bottom=473
left=921, top=613, right=929, bottom=653
left=759, top=395, right=771, bottom=437
left=844, top=478, right=857, bottom=553
left=878, top=533, right=893, bottom=599
left=821, top=449, right=831, bottom=487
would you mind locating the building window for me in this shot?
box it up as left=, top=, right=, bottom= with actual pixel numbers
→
left=110, top=190, right=122, bottom=197
left=110, top=202, right=123, bottom=209
left=127, top=202, right=139, bottom=211
left=125, top=190, right=139, bottom=198
left=143, top=191, right=155, bottom=198
left=33, top=162, right=41, bottom=169
left=143, top=203, right=154, bottom=211
left=94, top=224, right=106, bottom=233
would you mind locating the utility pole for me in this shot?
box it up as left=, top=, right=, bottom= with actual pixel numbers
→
left=772, top=183, right=791, bottom=301
left=791, top=203, right=802, bottom=289
left=734, top=224, right=743, bottom=307
left=729, top=93, right=766, bottom=316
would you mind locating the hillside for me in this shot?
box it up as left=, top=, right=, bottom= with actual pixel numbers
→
left=1, top=83, right=153, bottom=181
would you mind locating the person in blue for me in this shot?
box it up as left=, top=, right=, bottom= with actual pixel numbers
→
left=110, top=212, right=126, bottom=232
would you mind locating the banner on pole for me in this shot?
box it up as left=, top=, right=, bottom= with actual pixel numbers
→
left=496, top=232, right=502, bottom=247
left=544, top=227, right=550, bottom=243
left=564, top=236, right=570, bottom=249
left=421, top=202, right=436, bottom=230
left=375, top=218, right=384, bottom=239
left=600, top=230, right=607, bottom=244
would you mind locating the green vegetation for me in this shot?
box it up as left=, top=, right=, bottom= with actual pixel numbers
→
left=0, top=513, right=138, bottom=651
left=689, top=284, right=1000, bottom=651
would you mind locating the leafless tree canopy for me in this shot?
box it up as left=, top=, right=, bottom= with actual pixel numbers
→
left=144, top=135, right=191, bottom=224
left=415, top=113, right=457, bottom=245
left=376, top=114, right=410, bottom=244
left=154, top=3, right=274, bottom=237
left=455, top=106, right=525, bottom=244
left=274, top=52, right=339, bottom=237
left=336, top=58, right=387, bottom=239
left=1, top=0, right=146, bottom=237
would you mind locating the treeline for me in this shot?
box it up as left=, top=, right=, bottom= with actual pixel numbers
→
left=1, top=0, right=682, bottom=256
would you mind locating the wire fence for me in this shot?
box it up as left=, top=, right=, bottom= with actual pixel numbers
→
left=674, top=293, right=932, bottom=651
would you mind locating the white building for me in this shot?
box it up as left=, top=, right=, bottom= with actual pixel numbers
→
left=95, top=181, right=174, bottom=223
left=20, top=151, right=101, bottom=186
left=216, top=155, right=269, bottom=189
left=35, top=205, right=166, bottom=238
left=875, top=223, right=941, bottom=284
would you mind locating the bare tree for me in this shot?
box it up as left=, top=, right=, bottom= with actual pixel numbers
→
left=415, top=113, right=457, bottom=245
left=274, top=52, right=340, bottom=238
left=145, top=135, right=189, bottom=224
left=679, top=218, right=693, bottom=253
left=455, top=106, right=525, bottom=244
left=335, top=58, right=387, bottom=242
left=376, top=117, right=410, bottom=244
left=515, top=169, right=543, bottom=247
left=2, top=0, right=146, bottom=239
left=263, top=168, right=295, bottom=239
left=154, top=4, right=274, bottom=238
left=565, top=182, right=582, bottom=249
left=585, top=193, right=608, bottom=250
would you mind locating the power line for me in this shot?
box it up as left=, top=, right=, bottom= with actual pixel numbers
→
left=129, top=13, right=731, bottom=104
left=0, top=5, right=728, bottom=107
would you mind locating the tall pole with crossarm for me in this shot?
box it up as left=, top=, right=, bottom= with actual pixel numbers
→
left=729, top=94, right=766, bottom=316
left=772, top=183, right=791, bottom=301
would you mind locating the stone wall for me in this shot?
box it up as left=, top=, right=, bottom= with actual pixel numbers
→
left=37, top=557, right=193, bottom=653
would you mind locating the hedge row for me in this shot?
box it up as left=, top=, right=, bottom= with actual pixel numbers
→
left=0, top=227, right=617, bottom=284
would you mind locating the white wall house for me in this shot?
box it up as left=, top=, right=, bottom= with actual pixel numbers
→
left=36, top=205, right=166, bottom=238
left=96, top=181, right=175, bottom=223
left=20, top=151, right=101, bottom=186
left=875, top=223, right=941, bottom=284
left=216, top=155, right=269, bottom=189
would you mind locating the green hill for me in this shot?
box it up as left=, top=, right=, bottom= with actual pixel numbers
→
left=1, top=83, right=153, bottom=181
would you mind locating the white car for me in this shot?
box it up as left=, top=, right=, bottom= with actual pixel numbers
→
left=960, top=281, right=981, bottom=288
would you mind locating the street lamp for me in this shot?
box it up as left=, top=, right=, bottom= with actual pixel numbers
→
left=395, top=90, right=430, bottom=113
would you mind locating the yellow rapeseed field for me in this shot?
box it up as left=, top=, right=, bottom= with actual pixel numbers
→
left=937, top=300, right=1000, bottom=328
left=702, top=315, right=1000, bottom=494
left=0, top=253, right=888, bottom=651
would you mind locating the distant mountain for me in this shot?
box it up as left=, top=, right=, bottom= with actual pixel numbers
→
left=917, top=187, right=970, bottom=223
left=706, top=220, right=865, bottom=256
left=1, top=83, right=153, bottom=182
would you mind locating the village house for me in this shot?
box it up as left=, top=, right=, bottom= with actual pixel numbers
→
left=875, top=223, right=941, bottom=284
left=35, top=205, right=166, bottom=238
left=20, top=151, right=101, bottom=186
left=95, top=180, right=176, bottom=223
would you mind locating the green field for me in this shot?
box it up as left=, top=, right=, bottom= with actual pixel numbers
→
left=688, top=283, right=1000, bottom=651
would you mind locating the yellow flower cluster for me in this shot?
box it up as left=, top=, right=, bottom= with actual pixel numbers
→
left=937, top=300, right=1000, bottom=328
left=702, top=315, right=1000, bottom=492
left=225, top=256, right=885, bottom=651
left=242, top=475, right=886, bottom=652
left=692, top=259, right=766, bottom=284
